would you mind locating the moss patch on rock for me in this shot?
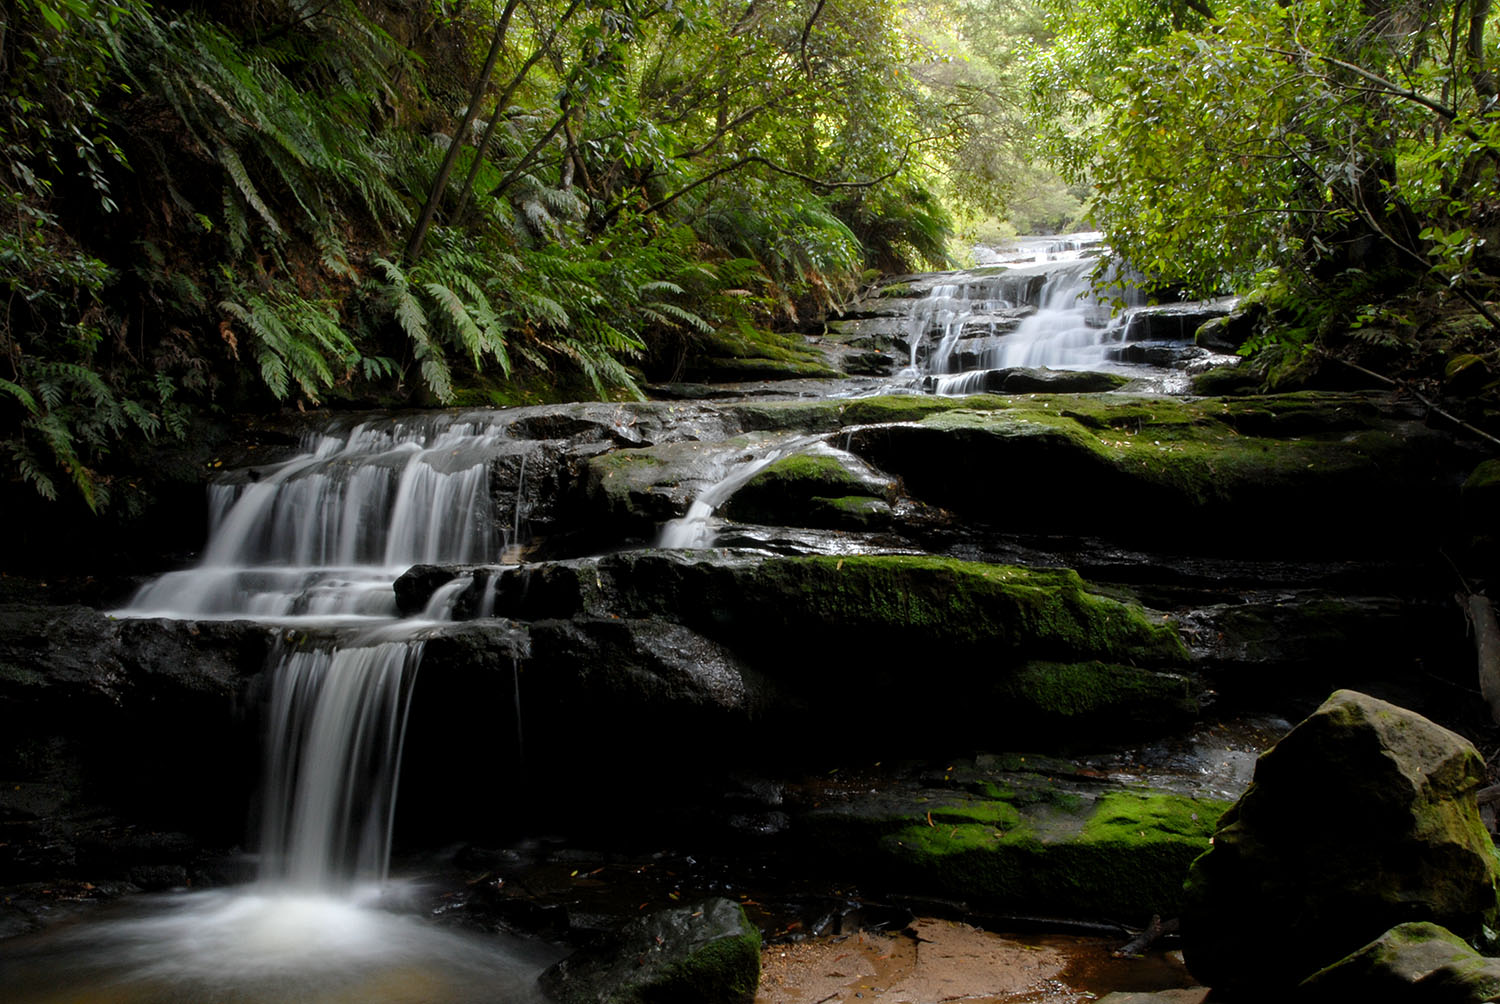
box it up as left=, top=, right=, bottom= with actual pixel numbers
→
left=541, top=897, right=760, bottom=1004
left=845, top=391, right=1464, bottom=555
left=804, top=775, right=1228, bottom=921
left=683, top=328, right=841, bottom=382
left=722, top=451, right=893, bottom=529
left=998, top=661, right=1202, bottom=731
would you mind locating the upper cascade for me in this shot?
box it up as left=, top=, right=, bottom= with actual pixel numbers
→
left=118, top=414, right=520, bottom=622
left=874, top=232, right=1235, bottom=395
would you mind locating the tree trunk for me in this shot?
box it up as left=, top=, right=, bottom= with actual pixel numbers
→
left=403, top=0, right=520, bottom=263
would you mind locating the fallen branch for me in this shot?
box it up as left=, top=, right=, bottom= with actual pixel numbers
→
left=1113, top=914, right=1179, bottom=958
left=1320, top=352, right=1500, bottom=449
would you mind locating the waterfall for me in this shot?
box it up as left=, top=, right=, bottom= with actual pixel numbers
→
left=258, top=639, right=422, bottom=891
left=120, top=415, right=508, bottom=622
left=11, top=416, right=557, bottom=1002
left=893, top=233, right=1236, bottom=395
left=112, top=415, right=527, bottom=895
left=658, top=434, right=826, bottom=549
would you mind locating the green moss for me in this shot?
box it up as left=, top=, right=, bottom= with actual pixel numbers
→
left=877, top=281, right=916, bottom=298
left=741, top=454, right=878, bottom=498
left=686, top=328, right=841, bottom=381
left=877, top=790, right=1229, bottom=918
left=641, top=923, right=761, bottom=1004
left=1002, top=661, right=1199, bottom=721
left=749, top=554, right=1188, bottom=665
left=1191, top=365, right=1261, bottom=396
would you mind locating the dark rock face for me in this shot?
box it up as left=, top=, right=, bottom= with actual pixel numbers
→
left=1182, top=690, right=1500, bottom=993
left=1300, top=922, right=1500, bottom=1002
left=0, top=606, right=271, bottom=880
left=540, top=897, right=760, bottom=1004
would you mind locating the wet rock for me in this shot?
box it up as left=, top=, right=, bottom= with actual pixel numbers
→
left=845, top=392, right=1466, bottom=557
left=1299, top=922, right=1500, bottom=1002
left=575, top=435, right=775, bottom=539
left=1180, top=593, right=1461, bottom=697
left=540, top=897, right=760, bottom=1004
left=0, top=606, right=269, bottom=878
left=722, top=447, right=893, bottom=531
left=525, top=616, right=780, bottom=721
left=1121, top=301, right=1233, bottom=344
left=1181, top=690, right=1500, bottom=993
left=799, top=760, right=1229, bottom=922
left=996, top=661, right=1203, bottom=735
left=930, top=368, right=1130, bottom=394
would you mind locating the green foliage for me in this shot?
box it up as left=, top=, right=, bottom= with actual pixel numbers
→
left=0, top=0, right=999, bottom=510
left=1033, top=0, right=1500, bottom=343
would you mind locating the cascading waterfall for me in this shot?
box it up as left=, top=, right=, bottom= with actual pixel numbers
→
left=258, top=639, right=422, bottom=890
left=35, top=414, right=561, bottom=1002
left=888, top=233, right=1239, bottom=396
left=122, top=416, right=506, bottom=621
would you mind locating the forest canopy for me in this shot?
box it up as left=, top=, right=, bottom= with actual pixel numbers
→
left=2, top=0, right=1498, bottom=512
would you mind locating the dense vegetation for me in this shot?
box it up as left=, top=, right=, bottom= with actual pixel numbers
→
left=1, top=0, right=1019, bottom=511
left=1035, top=0, right=1500, bottom=363
left=4, top=0, right=1498, bottom=514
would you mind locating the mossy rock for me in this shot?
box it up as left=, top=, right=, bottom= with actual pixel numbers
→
left=1300, top=922, right=1500, bottom=1002
left=1182, top=690, right=1500, bottom=993
left=490, top=552, right=1187, bottom=670
left=721, top=451, right=893, bottom=529
left=997, top=661, right=1202, bottom=732
left=540, top=898, right=760, bottom=1004
left=845, top=391, right=1462, bottom=556
left=472, top=552, right=1188, bottom=747
left=683, top=328, right=841, bottom=382
left=1190, top=364, right=1260, bottom=396
left=804, top=778, right=1228, bottom=921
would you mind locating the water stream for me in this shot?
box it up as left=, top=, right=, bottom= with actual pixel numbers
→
left=2, top=240, right=1250, bottom=1001
left=4, top=416, right=560, bottom=1003
left=894, top=232, right=1233, bottom=395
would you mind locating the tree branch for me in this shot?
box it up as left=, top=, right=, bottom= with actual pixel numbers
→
left=800, top=0, right=828, bottom=76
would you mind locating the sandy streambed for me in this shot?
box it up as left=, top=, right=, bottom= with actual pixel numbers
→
left=757, top=916, right=1203, bottom=1004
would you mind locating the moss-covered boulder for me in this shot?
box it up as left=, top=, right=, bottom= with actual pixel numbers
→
left=844, top=392, right=1465, bottom=556
left=1182, top=690, right=1500, bottom=993
left=396, top=552, right=1191, bottom=755
left=721, top=449, right=893, bottom=530
left=801, top=766, right=1229, bottom=921
left=681, top=327, right=842, bottom=382
left=997, top=661, right=1202, bottom=732
left=540, top=897, right=760, bottom=1004
left=1299, top=922, right=1500, bottom=1002
left=483, top=552, right=1187, bottom=671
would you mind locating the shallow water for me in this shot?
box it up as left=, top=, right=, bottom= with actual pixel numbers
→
left=0, top=888, right=560, bottom=1003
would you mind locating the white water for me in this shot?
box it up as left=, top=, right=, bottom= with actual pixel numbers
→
left=118, top=415, right=512, bottom=622
left=26, top=415, right=550, bottom=1002
left=891, top=233, right=1239, bottom=395
left=659, top=434, right=827, bottom=548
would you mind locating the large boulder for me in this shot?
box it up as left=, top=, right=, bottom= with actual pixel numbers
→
left=1181, top=690, right=1500, bottom=992
left=540, top=897, right=760, bottom=1004
left=1300, top=922, right=1500, bottom=1002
